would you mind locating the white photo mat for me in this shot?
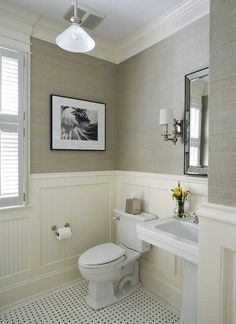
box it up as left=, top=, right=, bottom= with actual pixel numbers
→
left=51, top=95, right=106, bottom=150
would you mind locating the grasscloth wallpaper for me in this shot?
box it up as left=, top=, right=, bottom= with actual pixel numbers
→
left=117, top=16, right=209, bottom=174
left=31, top=38, right=117, bottom=173
left=208, top=0, right=236, bottom=207
left=31, top=16, right=209, bottom=175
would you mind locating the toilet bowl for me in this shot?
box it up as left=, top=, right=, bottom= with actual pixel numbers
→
left=78, top=209, right=156, bottom=310
left=79, top=242, right=141, bottom=310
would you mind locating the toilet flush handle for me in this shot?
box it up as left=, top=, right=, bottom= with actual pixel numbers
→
left=113, top=215, right=120, bottom=221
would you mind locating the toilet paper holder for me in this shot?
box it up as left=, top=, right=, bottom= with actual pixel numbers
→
left=51, top=223, right=70, bottom=236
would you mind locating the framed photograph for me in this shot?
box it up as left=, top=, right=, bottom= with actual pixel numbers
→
left=51, top=94, right=106, bottom=151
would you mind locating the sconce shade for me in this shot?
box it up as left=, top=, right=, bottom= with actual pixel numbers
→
left=56, top=24, right=95, bottom=53
left=159, top=108, right=173, bottom=125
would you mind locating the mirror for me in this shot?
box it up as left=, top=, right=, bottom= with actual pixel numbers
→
left=184, top=67, right=209, bottom=176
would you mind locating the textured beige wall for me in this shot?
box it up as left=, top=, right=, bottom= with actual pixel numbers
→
left=117, top=16, right=209, bottom=174
left=208, top=1, right=236, bottom=207
left=31, top=38, right=117, bottom=173
left=31, top=17, right=210, bottom=175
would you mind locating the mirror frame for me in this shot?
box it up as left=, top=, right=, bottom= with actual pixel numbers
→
left=184, top=67, right=209, bottom=177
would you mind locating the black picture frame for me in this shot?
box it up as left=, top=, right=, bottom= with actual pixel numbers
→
left=50, top=94, right=106, bottom=151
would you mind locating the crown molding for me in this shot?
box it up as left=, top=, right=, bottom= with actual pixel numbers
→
left=31, top=17, right=118, bottom=64
left=116, top=0, right=209, bottom=63
left=0, top=0, right=118, bottom=62
left=0, top=0, right=209, bottom=63
left=0, top=0, right=38, bottom=27
left=0, top=0, right=38, bottom=51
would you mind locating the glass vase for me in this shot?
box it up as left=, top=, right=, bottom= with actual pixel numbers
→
left=175, top=199, right=186, bottom=219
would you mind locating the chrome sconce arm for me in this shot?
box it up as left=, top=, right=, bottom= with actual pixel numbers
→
left=160, top=109, right=183, bottom=145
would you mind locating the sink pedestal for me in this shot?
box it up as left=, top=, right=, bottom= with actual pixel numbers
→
left=136, top=217, right=199, bottom=324
left=180, top=260, right=198, bottom=324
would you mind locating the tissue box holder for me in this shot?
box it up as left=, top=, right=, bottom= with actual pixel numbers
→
left=125, top=198, right=141, bottom=215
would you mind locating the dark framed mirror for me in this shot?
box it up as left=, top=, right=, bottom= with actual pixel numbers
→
left=184, top=67, right=209, bottom=176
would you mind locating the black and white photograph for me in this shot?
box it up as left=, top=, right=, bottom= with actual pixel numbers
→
left=51, top=95, right=106, bottom=150
left=61, top=106, right=98, bottom=141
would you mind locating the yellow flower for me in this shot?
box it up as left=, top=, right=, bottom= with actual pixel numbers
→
left=171, top=182, right=189, bottom=200
left=171, top=187, right=182, bottom=198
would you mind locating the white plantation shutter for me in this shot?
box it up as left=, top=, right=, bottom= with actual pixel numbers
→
left=0, top=47, right=25, bottom=207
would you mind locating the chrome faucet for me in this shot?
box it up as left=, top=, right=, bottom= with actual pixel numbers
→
left=193, top=212, right=199, bottom=224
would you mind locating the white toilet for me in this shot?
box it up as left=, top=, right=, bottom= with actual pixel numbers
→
left=78, top=209, right=155, bottom=310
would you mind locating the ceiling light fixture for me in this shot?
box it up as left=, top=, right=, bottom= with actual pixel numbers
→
left=56, top=0, right=95, bottom=53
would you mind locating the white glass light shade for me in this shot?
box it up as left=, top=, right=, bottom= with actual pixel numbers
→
left=159, top=108, right=173, bottom=125
left=56, top=24, right=95, bottom=53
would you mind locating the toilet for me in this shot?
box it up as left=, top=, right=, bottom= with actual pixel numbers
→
left=78, top=209, right=156, bottom=310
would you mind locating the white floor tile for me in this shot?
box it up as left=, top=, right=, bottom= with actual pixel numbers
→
left=0, top=279, right=180, bottom=324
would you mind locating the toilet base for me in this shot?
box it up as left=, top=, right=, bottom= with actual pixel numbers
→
left=85, top=260, right=141, bottom=310
left=86, top=282, right=141, bottom=310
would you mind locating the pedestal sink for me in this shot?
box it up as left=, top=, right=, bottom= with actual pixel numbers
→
left=137, top=217, right=198, bottom=324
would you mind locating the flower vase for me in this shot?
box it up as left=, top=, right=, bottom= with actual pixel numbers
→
left=175, top=199, right=186, bottom=219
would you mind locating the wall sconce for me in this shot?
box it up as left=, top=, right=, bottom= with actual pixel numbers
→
left=159, top=108, right=183, bottom=145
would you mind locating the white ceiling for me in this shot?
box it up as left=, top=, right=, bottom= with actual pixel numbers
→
left=8, top=0, right=184, bottom=46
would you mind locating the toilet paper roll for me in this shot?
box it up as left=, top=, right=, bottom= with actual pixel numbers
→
left=57, top=227, right=72, bottom=240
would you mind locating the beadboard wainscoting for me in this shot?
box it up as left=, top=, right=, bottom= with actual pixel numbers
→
left=0, top=170, right=207, bottom=309
left=116, top=171, right=208, bottom=309
left=198, top=203, right=236, bottom=324
left=0, top=171, right=117, bottom=308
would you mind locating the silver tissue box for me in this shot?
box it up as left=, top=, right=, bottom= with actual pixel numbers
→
left=125, top=198, right=141, bottom=215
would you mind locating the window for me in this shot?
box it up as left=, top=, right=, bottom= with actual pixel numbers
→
left=190, top=106, right=202, bottom=167
left=0, top=47, right=26, bottom=208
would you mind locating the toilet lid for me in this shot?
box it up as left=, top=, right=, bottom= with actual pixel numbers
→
left=79, top=243, right=126, bottom=266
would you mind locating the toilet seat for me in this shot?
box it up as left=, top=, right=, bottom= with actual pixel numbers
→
left=79, top=243, right=126, bottom=269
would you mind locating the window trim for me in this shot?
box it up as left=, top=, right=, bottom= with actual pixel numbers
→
left=0, top=46, right=28, bottom=208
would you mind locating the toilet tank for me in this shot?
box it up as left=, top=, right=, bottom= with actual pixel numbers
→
left=113, top=209, right=156, bottom=253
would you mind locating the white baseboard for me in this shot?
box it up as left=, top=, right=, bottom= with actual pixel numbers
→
left=0, top=264, right=80, bottom=309
left=140, top=268, right=181, bottom=309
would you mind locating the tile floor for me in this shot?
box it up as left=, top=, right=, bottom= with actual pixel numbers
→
left=0, top=279, right=180, bottom=324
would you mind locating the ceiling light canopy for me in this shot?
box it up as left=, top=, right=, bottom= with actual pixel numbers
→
left=56, top=0, right=95, bottom=53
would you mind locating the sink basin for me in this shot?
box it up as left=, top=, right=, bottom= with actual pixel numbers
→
left=137, top=217, right=198, bottom=264
left=155, top=219, right=198, bottom=243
